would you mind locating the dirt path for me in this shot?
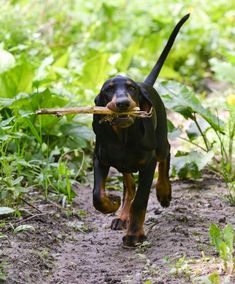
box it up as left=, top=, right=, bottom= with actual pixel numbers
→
left=0, top=174, right=234, bottom=284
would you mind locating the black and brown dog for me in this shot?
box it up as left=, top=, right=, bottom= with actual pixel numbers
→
left=92, top=14, right=189, bottom=247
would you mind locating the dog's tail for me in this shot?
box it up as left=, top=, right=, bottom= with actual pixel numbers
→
left=144, top=13, right=190, bottom=86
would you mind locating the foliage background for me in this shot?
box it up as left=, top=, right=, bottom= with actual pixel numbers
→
left=0, top=0, right=235, bottom=205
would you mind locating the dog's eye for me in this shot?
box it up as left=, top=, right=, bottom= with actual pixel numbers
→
left=127, top=85, right=135, bottom=92
left=105, top=85, right=114, bottom=92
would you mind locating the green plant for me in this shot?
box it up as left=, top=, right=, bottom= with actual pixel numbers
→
left=1, top=0, right=235, bottom=208
left=159, top=79, right=235, bottom=199
left=223, top=94, right=235, bottom=204
left=209, top=224, right=234, bottom=274
left=0, top=261, right=7, bottom=281
left=14, top=224, right=35, bottom=233
left=158, top=81, right=223, bottom=176
left=169, top=255, right=191, bottom=278
left=193, top=271, right=221, bottom=284
left=0, top=61, right=93, bottom=205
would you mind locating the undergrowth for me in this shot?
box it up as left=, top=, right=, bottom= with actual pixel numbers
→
left=0, top=0, right=235, bottom=208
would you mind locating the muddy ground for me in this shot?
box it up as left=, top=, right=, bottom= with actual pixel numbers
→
left=0, top=172, right=234, bottom=284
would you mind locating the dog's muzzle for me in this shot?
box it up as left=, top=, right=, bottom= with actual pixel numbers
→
left=115, top=97, right=131, bottom=112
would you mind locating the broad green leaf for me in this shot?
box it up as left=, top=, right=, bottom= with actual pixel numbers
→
left=14, top=224, right=35, bottom=233
left=172, top=151, right=214, bottom=179
left=209, top=224, right=222, bottom=252
left=0, top=49, right=15, bottom=73
left=60, top=123, right=94, bottom=149
left=0, top=207, right=15, bottom=215
left=167, top=120, right=182, bottom=140
left=157, top=81, right=224, bottom=133
left=0, top=98, right=14, bottom=107
left=81, top=52, right=112, bottom=89
left=12, top=89, right=68, bottom=134
left=12, top=176, right=24, bottom=186
left=13, top=88, right=67, bottom=111
left=0, top=63, right=34, bottom=97
left=219, top=242, right=228, bottom=262
left=0, top=117, right=15, bottom=127
left=186, top=119, right=210, bottom=141
left=53, top=51, right=69, bottom=68
left=223, top=224, right=234, bottom=253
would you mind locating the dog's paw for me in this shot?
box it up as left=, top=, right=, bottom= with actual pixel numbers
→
left=93, top=194, right=121, bottom=214
left=122, top=234, right=147, bottom=248
left=156, top=182, right=171, bottom=208
left=157, top=193, right=171, bottom=208
left=111, top=218, right=127, bottom=230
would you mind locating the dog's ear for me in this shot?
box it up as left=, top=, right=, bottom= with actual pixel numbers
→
left=94, top=94, right=100, bottom=105
left=94, top=92, right=105, bottom=106
left=138, top=84, right=153, bottom=112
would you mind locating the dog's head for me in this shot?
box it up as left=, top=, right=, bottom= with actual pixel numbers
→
left=95, top=75, right=152, bottom=128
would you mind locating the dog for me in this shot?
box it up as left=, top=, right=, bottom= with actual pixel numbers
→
left=92, top=14, right=189, bottom=247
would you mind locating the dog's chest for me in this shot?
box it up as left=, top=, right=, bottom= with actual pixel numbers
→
left=98, top=129, right=155, bottom=172
left=99, top=145, right=153, bottom=172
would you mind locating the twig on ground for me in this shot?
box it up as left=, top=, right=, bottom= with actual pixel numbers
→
left=20, top=197, right=43, bottom=213
left=16, top=212, right=55, bottom=224
left=3, top=212, right=56, bottom=232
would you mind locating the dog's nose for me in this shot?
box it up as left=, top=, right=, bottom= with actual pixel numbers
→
left=116, top=98, right=130, bottom=111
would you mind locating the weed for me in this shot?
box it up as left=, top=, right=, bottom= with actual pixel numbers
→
left=209, top=224, right=234, bottom=274
left=14, top=224, right=35, bottom=233
left=160, top=80, right=235, bottom=203
left=0, top=262, right=7, bottom=281
left=76, top=209, right=87, bottom=219
left=1, top=0, right=235, bottom=207
left=169, top=255, right=191, bottom=278
left=194, top=271, right=221, bottom=284
left=169, top=224, right=235, bottom=283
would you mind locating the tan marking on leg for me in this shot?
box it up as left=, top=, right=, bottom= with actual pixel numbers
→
left=156, top=159, right=171, bottom=208
left=119, top=173, right=135, bottom=222
left=94, top=175, right=121, bottom=214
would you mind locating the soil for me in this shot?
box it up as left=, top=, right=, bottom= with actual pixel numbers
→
left=0, top=173, right=234, bottom=284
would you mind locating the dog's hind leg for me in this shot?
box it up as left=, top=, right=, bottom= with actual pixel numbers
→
left=156, top=153, right=171, bottom=208
left=111, top=173, right=136, bottom=230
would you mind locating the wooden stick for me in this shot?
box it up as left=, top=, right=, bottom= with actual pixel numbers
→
left=36, top=106, right=152, bottom=118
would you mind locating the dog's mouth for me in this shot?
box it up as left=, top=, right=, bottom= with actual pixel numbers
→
left=99, top=103, right=139, bottom=128
left=111, top=115, right=135, bottom=128
left=98, top=112, right=135, bottom=128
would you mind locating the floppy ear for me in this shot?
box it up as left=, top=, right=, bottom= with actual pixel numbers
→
left=138, top=84, right=153, bottom=112
left=94, top=94, right=100, bottom=105
left=94, top=92, right=105, bottom=106
left=137, top=84, right=157, bottom=149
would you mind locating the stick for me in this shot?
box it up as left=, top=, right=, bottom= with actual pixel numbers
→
left=20, top=197, right=42, bottom=213
left=36, top=106, right=152, bottom=118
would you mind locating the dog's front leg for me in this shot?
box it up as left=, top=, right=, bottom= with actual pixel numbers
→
left=93, top=157, right=121, bottom=214
left=111, top=173, right=136, bottom=230
left=123, top=158, right=157, bottom=247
